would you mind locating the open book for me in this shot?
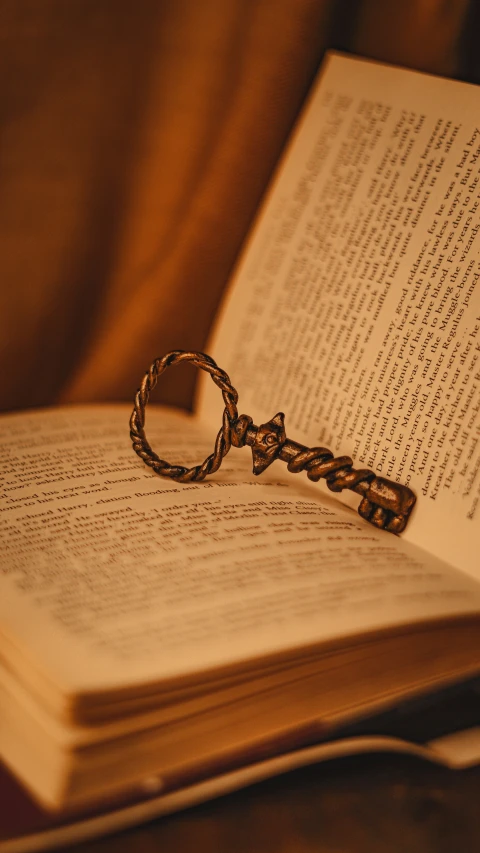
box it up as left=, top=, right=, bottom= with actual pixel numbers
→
left=1, top=53, right=480, bottom=838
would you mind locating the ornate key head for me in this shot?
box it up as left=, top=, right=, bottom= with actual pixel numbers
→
left=250, top=413, right=286, bottom=475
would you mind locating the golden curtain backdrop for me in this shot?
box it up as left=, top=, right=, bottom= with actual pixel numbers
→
left=0, top=0, right=472, bottom=411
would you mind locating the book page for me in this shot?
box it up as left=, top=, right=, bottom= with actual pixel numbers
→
left=1, top=405, right=479, bottom=704
left=199, top=53, right=480, bottom=580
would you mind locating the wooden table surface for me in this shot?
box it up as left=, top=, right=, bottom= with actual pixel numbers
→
left=60, top=753, right=480, bottom=853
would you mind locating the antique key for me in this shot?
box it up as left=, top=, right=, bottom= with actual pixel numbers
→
left=130, top=351, right=416, bottom=534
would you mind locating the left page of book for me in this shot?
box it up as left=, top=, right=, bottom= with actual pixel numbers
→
left=1, top=405, right=479, bottom=711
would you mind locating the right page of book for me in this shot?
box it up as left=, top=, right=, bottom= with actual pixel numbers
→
left=199, top=53, right=480, bottom=582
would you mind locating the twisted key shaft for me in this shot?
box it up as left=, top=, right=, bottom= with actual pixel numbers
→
left=231, top=411, right=415, bottom=534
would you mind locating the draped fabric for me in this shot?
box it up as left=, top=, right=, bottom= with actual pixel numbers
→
left=0, top=0, right=473, bottom=411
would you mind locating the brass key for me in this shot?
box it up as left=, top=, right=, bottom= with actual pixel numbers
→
left=130, top=351, right=416, bottom=534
